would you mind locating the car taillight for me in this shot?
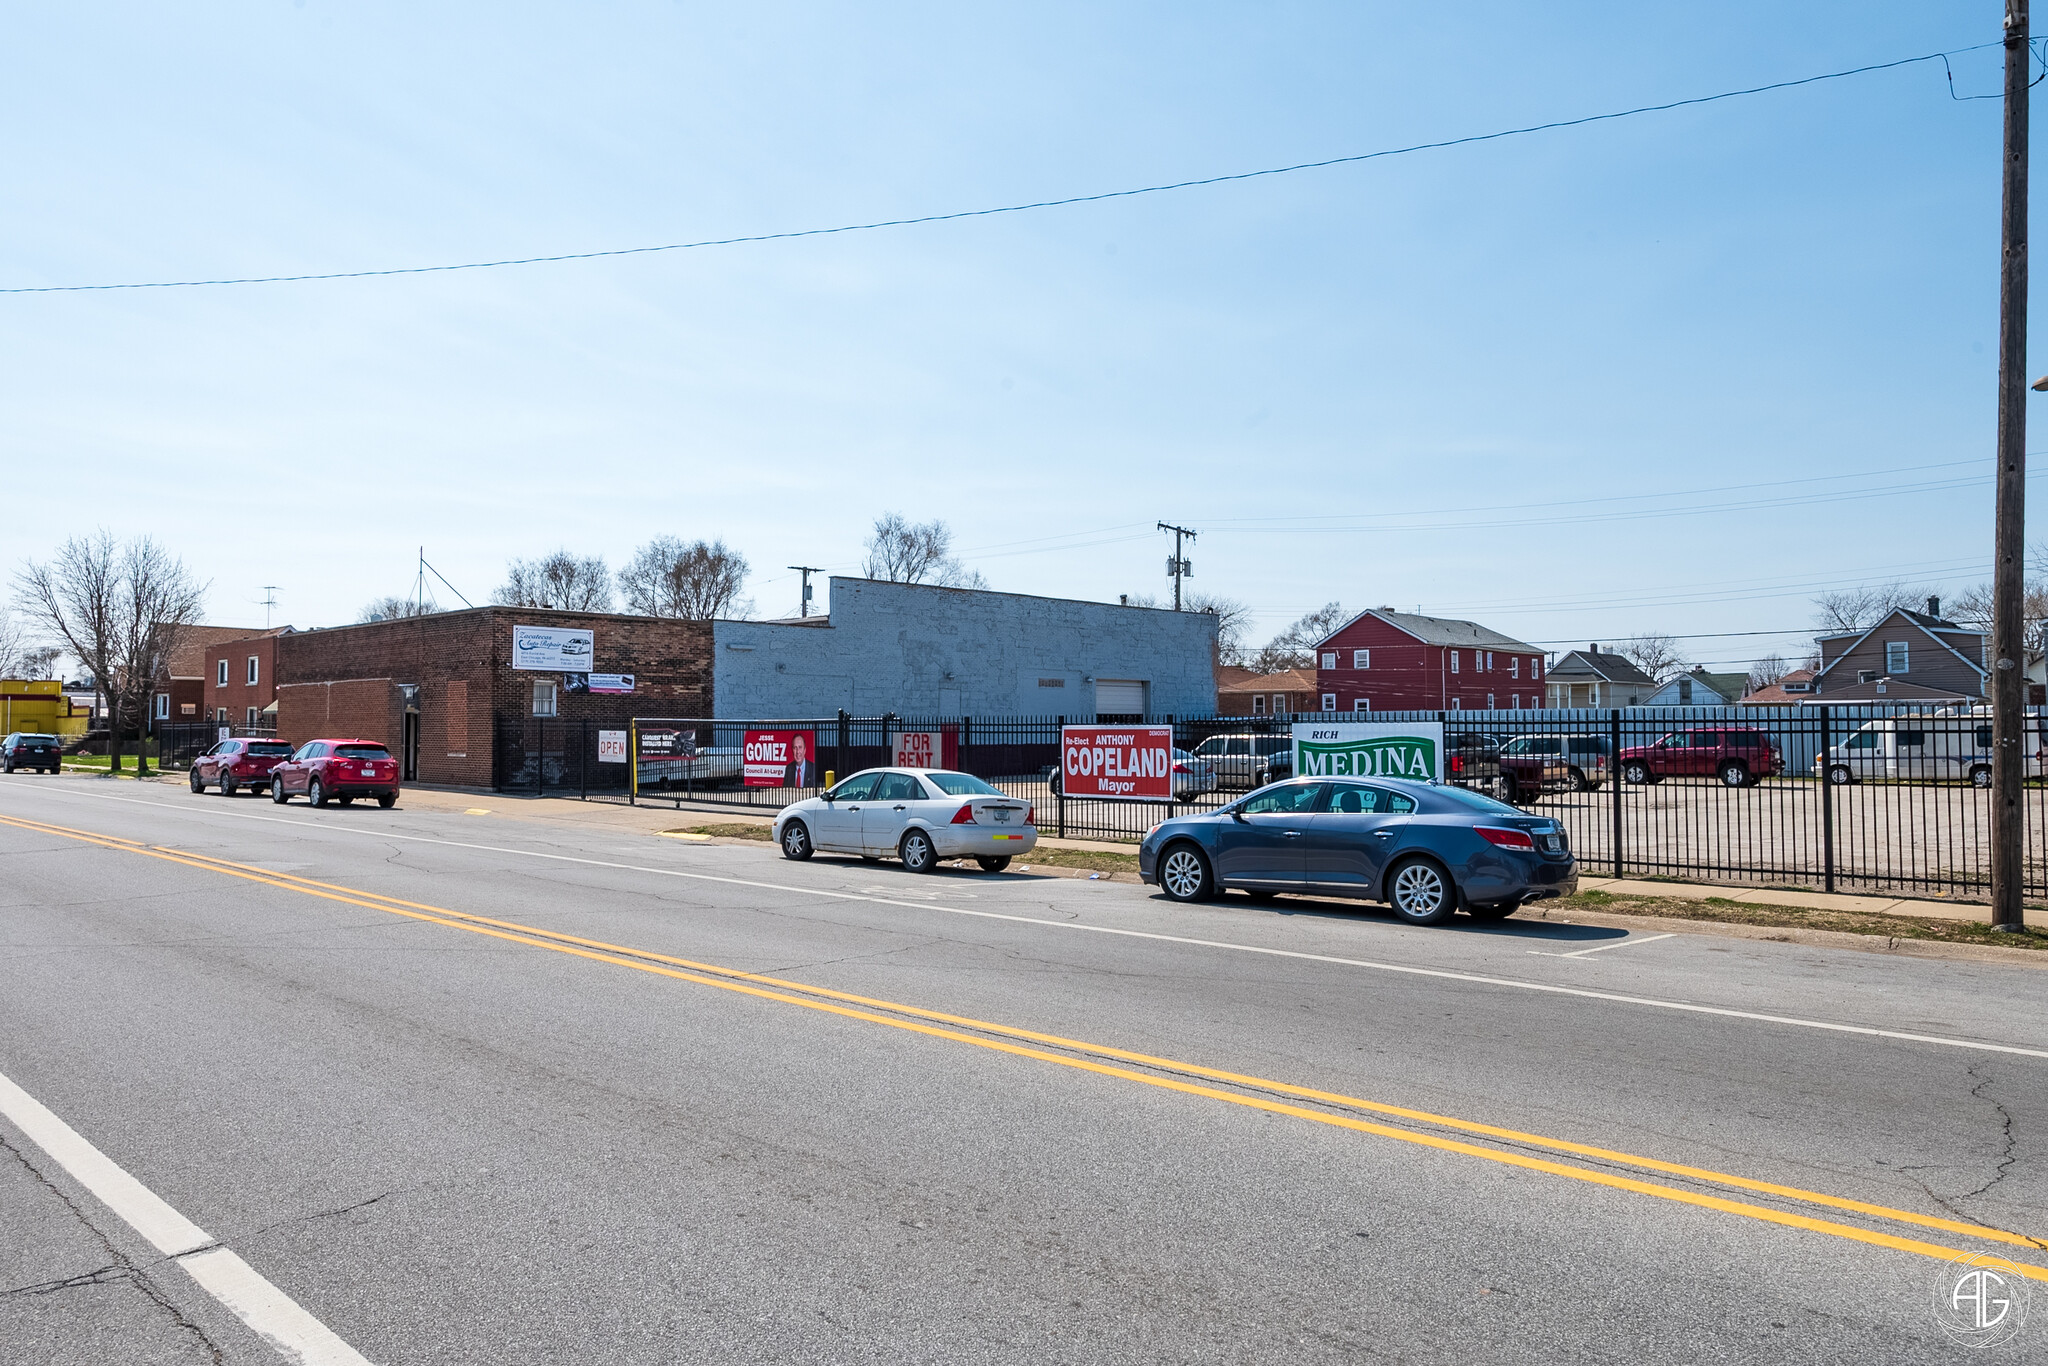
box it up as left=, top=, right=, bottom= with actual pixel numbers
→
left=951, top=803, right=977, bottom=825
left=1475, top=825, right=1536, bottom=850
left=1172, top=762, right=1191, bottom=773
left=1024, top=805, right=1036, bottom=826
left=1449, top=755, right=1465, bottom=774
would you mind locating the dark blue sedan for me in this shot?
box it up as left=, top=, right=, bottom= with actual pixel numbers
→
left=1137, top=777, right=1577, bottom=926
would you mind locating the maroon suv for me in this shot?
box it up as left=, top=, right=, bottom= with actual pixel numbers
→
left=270, top=738, right=400, bottom=808
left=190, top=738, right=296, bottom=796
left=1618, top=728, right=1782, bottom=788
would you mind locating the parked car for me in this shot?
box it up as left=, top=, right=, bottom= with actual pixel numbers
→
left=774, top=768, right=1036, bottom=872
left=1047, top=748, right=1221, bottom=799
left=1137, top=776, right=1578, bottom=925
left=1619, top=728, right=1782, bottom=788
left=189, top=737, right=296, bottom=796
left=1499, top=734, right=1611, bottom=792
left=1494, top=741, right=1570, bottom=804
left=1, top=733, right=63, bottom=774
left=1813, top=715, right=2048, bottom=787
left=269, top=738, right=400, bottom=808
left=1445, top=731, right=1504, bottom=795
left=1189, top=733, right=1294, bottom=789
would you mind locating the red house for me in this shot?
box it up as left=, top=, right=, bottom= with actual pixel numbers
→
left=1313, top=609, right=1546, bottom=713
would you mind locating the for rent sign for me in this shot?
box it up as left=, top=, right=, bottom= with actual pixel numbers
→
left=1291, top=721, right=1443, bottom=782
left=1060, top=725, right=1174, bottom=801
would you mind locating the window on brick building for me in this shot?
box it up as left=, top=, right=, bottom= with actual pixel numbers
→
left=246, top=707, right=259, bottom=727
left=1272, top=694, right=1286, bottom=715
left=533, top=680, right=558, bottom=717
left=1321, top=693, right=1336, bottom=712
left=1251, top=694, right=1265, bottom=715
left=217, top=659, right=228, bottom=686
left=1353, top=698, right=1370, bottom=713
left=247, top=656, right=260, bottom=686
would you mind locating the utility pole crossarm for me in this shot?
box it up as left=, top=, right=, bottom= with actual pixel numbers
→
left=788, top=566, right=821, bottom=618
left=1157, top=522, right=1197, bottom=612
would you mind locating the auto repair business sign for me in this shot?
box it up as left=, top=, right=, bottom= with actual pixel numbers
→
left=744, top=730, right=816, bottom=787
left=1061, top=725, right=1174, bottom=801
left=1291, top=721, right=1443, bottom=781
left=512, top=625, right=594, bottom=671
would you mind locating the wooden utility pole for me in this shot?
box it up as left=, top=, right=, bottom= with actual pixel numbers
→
left=1993, top=0, right=2031, bottom=932
left=1158, top=522, right=1196, bottom=611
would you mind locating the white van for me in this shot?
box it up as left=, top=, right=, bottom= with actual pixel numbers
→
left=1814, top=713, right=2046, bottom=786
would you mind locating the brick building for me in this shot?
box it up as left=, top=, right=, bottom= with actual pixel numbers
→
left=151, top=624, right=266, bottom=730
left=204, top=627, right=294, bottom=729
left=275, top=607, right=712, bottom=787
left=1312, top=609, right=1545, bottom=713
left=1217, top=667, right=1318, bottom=717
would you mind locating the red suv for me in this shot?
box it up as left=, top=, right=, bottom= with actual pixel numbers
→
left=190, top=738, right=296, bottom=796
left=270, top=738, right=400, bottom=808
left=1618, top=728, right=1783, bottom=788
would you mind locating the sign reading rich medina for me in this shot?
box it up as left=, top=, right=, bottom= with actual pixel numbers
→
left=1291, top=722, right=1444, bottom=782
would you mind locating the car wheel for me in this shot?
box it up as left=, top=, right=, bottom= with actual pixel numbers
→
left=1566, top=768, right=1588, bottom=793
left=1465, top=899, right=1518, bottom=921
left=1622, top=762, right=1651, bottom=785
left=308, top=778, right=328, bottom=809
left=780, top=820, right=813, bottom=860
left=220, top=774, right=236, bottom=797
left=189, top=767, right=204, bottom=793
left=1157, top=843, right=1213, bottom=903
left=1048, top=770, right=1063, bottom=795
left=1499, top=775, right=1521, bottom=805
left=377, top=793, right=397, bottom=809
left=1827, top=764, right=1853, bottom=786
left=1, top=760, right=12, bottom=774
left=271, top=777, right=289, bottom=803
left=975, top=855, right=1011, bottom=873
left=1971, top=765, right=1993, bottom=789
left=1387, top=857, right=1457, bottom=926
left=1718, top=761, right=1749, bottom=788
left=899, top=828, right=937, bottom=874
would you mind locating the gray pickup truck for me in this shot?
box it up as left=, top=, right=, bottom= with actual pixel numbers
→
left=1189, top=733, right=1294, bottom=789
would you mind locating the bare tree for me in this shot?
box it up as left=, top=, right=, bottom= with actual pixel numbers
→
left=0, top=611, right=35, bottom=676
left=493, top=551, right=614, bottom=612
left=1184, top=592, right=1251, bottom=665
left=1247, top=602, right=1350, bottom=673
left=1811, top=580, right=1936, bottom=634
left=617, top=537, right=753, bottom=620
left=862, top=514, right=987, bottom=588
left=1747, top=653, right=1791, bottom=692
left=1616, top=632, right=1689, bottom=684
left=358, top=595, right=435, bottom=623
left=14, top=532, right=205, bottom=773
left=1945, top=579, right=2048, bottom=639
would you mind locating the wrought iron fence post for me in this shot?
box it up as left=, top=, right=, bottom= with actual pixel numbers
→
left=837, top=709, right=849, bottom=781
left=629, top=719, right=637, bottom=806
left=536, top=719, right=545, bottom=797
left=1609, top=709, right=1624, bottom=880
left=1819, top=705, right=1835, bottom=894
left=579, top=718, right=587, bottom=800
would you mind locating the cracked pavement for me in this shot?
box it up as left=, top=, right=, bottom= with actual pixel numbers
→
left=3, top=775, right=2046, bottom=1363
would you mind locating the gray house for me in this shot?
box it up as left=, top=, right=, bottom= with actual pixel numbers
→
left=711, top=577, right=1219, bottom=719
left=1808, top=602, right=1984, bottom=703
left=1544, top=647, right=1656, bottom=708
left=1641, top=667, right=1750, bottom=708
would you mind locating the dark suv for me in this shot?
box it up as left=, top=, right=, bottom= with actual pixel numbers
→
left=1, top=733, right=63, bottom=774
left=1618, top=728, right=1783, bottom=788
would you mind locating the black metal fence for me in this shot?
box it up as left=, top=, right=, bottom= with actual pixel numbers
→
left=555, top=706, right=2048, bottom=900
left=152, top=721, right=279, bottom=770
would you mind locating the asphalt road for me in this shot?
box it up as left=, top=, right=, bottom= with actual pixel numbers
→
left=2, top=774, right=2043, bottom=1364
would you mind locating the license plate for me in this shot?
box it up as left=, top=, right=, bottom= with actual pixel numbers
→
left=1541, top=835, right=1562, bottom=852
left=992, top=808, right=1010, bottom=824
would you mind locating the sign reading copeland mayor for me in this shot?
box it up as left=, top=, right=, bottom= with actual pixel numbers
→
left=1061, top=725, right=1175, bottom=801
left=511, top=624, right=595, bottom=672
left=1291, top=721, right=1444, bottom=782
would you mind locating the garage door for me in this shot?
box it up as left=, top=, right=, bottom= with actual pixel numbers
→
left=1095, top=679, right=1147, bottom=720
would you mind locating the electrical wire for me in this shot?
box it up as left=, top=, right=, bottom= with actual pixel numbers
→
left=0, top=42, right=2001, bottom=295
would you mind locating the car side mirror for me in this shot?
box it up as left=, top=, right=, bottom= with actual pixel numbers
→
left=822, top=791, right=836, bottom=802
left=1231, top=808, right=1247, bottom=822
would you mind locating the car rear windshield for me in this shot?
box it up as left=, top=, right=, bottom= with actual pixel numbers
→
left=1433, top=784, right=1526, bottom=817
left=246, top=742, right=293, bottom=756
left=924, top=771, right=1003, bottom=796
left=335, top=745, right=389, bottom=759
left=19, top=735, right=58, bottom=744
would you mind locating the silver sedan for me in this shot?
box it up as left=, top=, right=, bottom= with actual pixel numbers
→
left=773, top=768, right=1038, bottom=872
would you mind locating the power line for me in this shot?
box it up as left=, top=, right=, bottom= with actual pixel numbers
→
left=0, top=42, right=2000, bottom=296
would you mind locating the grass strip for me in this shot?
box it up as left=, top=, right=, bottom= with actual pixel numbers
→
left=1555, top=889, right=2048, bottom=951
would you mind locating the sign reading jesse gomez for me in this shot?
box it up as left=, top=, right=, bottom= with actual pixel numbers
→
left=1061, top=725, right=1174, bottom=801
left=1292, top=721, right=1444, bottom=781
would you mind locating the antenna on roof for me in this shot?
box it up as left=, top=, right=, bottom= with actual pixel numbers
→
left=259, top=586, right=279, bottom=628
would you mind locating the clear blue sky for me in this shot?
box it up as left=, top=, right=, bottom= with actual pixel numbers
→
left=3, top=2, right=2031, bottom=670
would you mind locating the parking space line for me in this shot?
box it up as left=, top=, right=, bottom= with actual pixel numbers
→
left=0, top=1068, right=376, bottom=1365
left=1532, top=933, right=1677, bottom=960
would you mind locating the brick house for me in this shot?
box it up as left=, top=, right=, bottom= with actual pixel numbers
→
left=1807, top=601, right=1984, bottom=703
left=1738, top=667, right=1816, bottom=705
left=1217, top=667, right=1318, bottom=717
left=274, top=606, right=713, bottom=788
left=1312, top=609, right=1546, bottom=713
left=151, top=624, right=268, bottom=730
left=204, top=627, right=295, bottom=730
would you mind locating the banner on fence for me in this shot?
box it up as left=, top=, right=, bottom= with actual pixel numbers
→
left=1060, top=725, right=1174, bottom=800
left=564, top=673, right=635, bottom=695
left=597, top=730, right=628, bottom=764
left=512, top=624, right=594, bottom=671
left=744, top=729, right=815, bottom=786
left=1291, top=721, right=1443, bottom=781
left=891, top=729, right=958, bottom=770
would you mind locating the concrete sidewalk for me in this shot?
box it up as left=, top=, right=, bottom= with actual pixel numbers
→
left=1575, top=877, right=2047, bottom=928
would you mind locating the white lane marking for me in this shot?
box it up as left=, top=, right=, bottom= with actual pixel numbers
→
left=181, top=1247, right=375, bottom=1366
left=1530, top=933, right=1677, bottom=960
left=0, top=1067, right=375, bottom=1365
left=14, top=785, right=2048, bottom=1063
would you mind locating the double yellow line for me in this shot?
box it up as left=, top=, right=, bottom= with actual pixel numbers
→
left=6, top=809, right=2045, bottom=1279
